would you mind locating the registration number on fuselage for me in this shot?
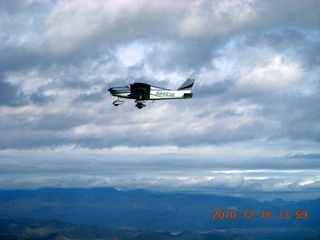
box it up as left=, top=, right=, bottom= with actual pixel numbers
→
left=156, top=91, right=175, bottom=98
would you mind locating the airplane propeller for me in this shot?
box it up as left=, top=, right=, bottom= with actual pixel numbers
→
left=108, top=84, right=112, bottom=97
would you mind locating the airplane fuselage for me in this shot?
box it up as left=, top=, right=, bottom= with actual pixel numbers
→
left=109, top=86, right=192, bottom=100
left=108, top=78, right=195, bottom=109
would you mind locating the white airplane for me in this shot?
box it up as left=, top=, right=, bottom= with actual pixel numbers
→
left=108, top=78, right=195, bottom=109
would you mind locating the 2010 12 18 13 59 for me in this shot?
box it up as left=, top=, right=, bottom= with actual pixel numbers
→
left=212, top=209, right=308, bottom=220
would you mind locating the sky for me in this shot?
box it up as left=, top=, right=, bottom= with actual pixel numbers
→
left=0, top=0, right=319, bottom=201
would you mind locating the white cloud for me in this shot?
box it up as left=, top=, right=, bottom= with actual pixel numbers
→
left=116, top=42, right=146, bottom=67
left=178, top=0, right=257, bottom=38
left=235, top=53, right=303, bottom=93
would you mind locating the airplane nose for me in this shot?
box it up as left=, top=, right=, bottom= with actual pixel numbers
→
left=108, top=87, right=113, bottom=97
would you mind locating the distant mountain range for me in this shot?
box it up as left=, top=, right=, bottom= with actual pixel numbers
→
left=0, top=187, right=319, bottom=234
left=1, top=218, right=319, bottom=240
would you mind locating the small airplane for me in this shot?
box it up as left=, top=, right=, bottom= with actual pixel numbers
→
left=108, top=78, right=195, bottom=109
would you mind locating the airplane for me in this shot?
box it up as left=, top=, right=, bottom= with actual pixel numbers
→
left=108, top=78, right=195, bottom=109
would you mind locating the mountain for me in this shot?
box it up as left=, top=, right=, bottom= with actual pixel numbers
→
left=1, top=218, right=319, bottom=240
left=0, top=187, right=319, bottom=232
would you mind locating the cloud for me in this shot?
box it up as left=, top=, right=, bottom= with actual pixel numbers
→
left=0, top=0, right=319, bottom=200
left=177, top=0, right=257, bottom=38
left=0, top=78, right=23, bottom=106
left=1, top=145, right=318, bottom=200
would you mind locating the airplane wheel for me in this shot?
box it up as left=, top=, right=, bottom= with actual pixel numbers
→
left=135, top=103, right=145, bottom=109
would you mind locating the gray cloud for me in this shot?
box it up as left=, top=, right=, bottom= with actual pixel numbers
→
left=0, top=78, right=23, bottom=106
left=0, top=0, right=319, bottom=200
left=0, top=145, right=319, bottom=200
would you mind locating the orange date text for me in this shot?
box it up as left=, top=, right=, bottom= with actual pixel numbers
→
left=212, top=210, right=308, bottom=220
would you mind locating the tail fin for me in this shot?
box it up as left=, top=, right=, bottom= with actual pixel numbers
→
left=177, top=78, right=195, bottom=90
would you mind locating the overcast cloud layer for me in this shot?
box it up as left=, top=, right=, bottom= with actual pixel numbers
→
left=0, top=0, right=319, bottom=200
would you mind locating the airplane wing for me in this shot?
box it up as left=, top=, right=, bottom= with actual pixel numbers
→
left=129, top=83, right=150, bottom=100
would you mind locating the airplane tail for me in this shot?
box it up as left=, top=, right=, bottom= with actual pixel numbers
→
left=177, top=78, right=195, bottom=90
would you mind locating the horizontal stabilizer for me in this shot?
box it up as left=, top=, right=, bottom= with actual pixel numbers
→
left=183, top=93, right=193, bottom=98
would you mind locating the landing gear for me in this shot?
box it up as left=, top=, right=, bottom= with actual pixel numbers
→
left=112, top=99, right=125, bottom=106
left=135, top=103, right=146, bottom=109
left=135, top=100, right=146, bottom=109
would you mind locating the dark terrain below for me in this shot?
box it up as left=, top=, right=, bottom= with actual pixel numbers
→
left=0, top=218, right=319, bottom=240
left=0, top=187, right=319, bottom=239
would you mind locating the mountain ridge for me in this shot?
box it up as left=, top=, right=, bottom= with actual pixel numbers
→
left=0, top=187, right=319, bottom=232
left=1, top=218, right=319, bottom=240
